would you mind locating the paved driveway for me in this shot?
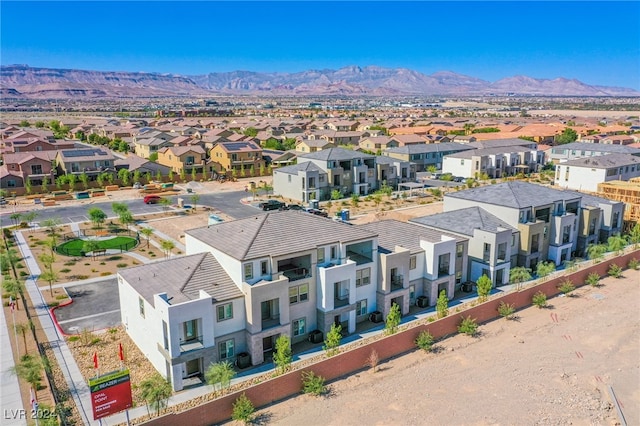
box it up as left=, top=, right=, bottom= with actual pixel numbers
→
left=53, top=278, right=121, bottom=334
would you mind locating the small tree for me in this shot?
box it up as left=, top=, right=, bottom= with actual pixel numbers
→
left=83, top=240, right=102, bottom=261
left=415, top=330, right=434, bottom=352
left=155, top=169, right=163, bottom=182
left=532, top=291, right=548, bottom=308
left=140, top=227, right=154, bottom=249
left=180, top=168, right=186, bottom=182
left=497, top=301, right=516, bottom=320
left=509, top=266, right=532, bottom=289
left=2, top=278, right=24, bottom=310
left=41, top=176, right=49, bottom=193
left=67, top=173, right=77, bottom=190
left=385, top=303, right=401, bottom=335
left=323, top=323, right=342, bottom=356
left=301, top=371, right=326, bottom=396
left=145, top=171, right=153, bottom=184
left=350, top=193, right=360, bottom=207
left=190, top=194, right=200, bottom=211
left=205, top=361, right=235, bottom=391
left=536, top=261, right=556, bottom=280
left=557, top=279, right=575, bottom=296
left=436, top=290, right=448, bottom=318
left=12, top=354, right=44, bottom=399
left=168, top=169, right=175, bottom=182
left=365, top=349, right=379, bottom=373
left=627, top=222, right=640, bottom=248
left=476, top=274, right=492, bottom=302
left=159, top=197, right=171, bottom=212
left=587, top=243, right=607, bottom=263
left=40, top=270, right=58, bottom=297
left=585, top=272, right=601, bottom=287
left=628, top=258, right=639, bottom=270
left=160, top=240, right=175, bottom=259
left=118, top=168, right=130, bottom=186
left=191, top=167, right=197, bottom=182
left=330, top=189, right=342, bottom=202
left=231, top=393, right=254, bottom=425
left=273, top=335, right=292, bottom=375
left=458, top=316, right=478, bottom=336
left=139, top=373, right=172, bottom=417
left=133, top=170, right=142, bottom=184
left=25, top=178, right=32, bottom=195
left=607, top=234, right=627, bottom=255
left=87, top=207, right=107, bottom=229
left=79, top=172, right=89, bottom=190
left=14, top=322, right=32, bottom=356
left=607, top=263, right=623, bottom=278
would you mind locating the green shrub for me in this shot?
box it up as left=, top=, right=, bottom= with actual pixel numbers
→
left=68, top=336, right=80, bottom=342
left=63, top=261, right=76, bottom=266
left=116, top=263, right=128, bottom=268
left=628, top=258, right=639, bottom=270
left=231, top=393, right=254, bottom=424
left=19, top=271, right=28, bottom=277
left=415, top=330, right=434, bottom=352
left=532, top=291, right=547, bottom=308
left=301, top=371, right=326, bottom=396
left=458, top=316, right=478, bottom=336
left=76, top=275, right=89, bottom=280
left=60, top=268, right=71, bottom=273
left=608, top=263, right=623, bottom=278
left=48, top=301, right=59, bottom=308
left=107, top=256, right=123, bottom=261
left=497, top=301, right=516, bottom=320
left=90, top=337, right=101, bottom=346
left=557, top=279, right=575, bottom=296
left=55, top=295, right=67, bottom=300
left=100, top=272, right=111, bottom=276
left=585, top=272, right=600, bottom=287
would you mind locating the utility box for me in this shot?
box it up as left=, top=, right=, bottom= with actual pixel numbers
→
left=416, top=296, right=429, bottom=308
left=341, top=209, right=350, bottom=221
left=177, top=198, right=184, bottom=208
left=308, top=329, right=323, bottom=344
left=309, top=199, right=319, bottom=209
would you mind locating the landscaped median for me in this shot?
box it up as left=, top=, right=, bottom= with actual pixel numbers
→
left=141, top=247, right=640, bottom=426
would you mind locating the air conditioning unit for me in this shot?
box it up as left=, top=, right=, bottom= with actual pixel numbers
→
left=416, top=296, right=429, bottom=308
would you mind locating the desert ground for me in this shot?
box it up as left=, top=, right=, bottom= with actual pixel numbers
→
left=252, top=270, right=640, bottom=426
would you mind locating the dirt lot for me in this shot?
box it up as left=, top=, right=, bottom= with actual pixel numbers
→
left=255, top=270, right=640, bottom=426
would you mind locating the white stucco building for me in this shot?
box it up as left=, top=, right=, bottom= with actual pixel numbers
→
left=554, top=153, right=640, bottom=192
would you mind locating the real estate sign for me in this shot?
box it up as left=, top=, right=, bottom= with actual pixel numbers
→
left=89, top=369, right=133, bottom=420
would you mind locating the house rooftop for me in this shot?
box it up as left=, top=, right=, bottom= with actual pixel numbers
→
left=358, top=220, right=465, bottom=254
left=299, top=147, right=374, bottom=161
left=118, top=252, right=241, bottom=307
left=551, top=142, right=640, bottom=155
left=410, top=206, right=516, bottom=237
left=385, top=142, right=473, bottom=155
left=273, top=161, right=323, bottom=175
left=467, top=138, right=537, bottom=149
left=185, top=210, right=377, bottom=261
left=558, top=153, right=640, bottom=169
left=445, top=181, right=581, bottom=209
left=445, top=145, right=532, bottom=159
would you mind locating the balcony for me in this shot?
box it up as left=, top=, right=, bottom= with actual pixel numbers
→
left=281, top=267, right=311, bottom=282
left=438, top=267, right=450, bottom=278
left=334, top=294, right=350, bottom=308
left=391, top=274, right=404, bottom=291
left=179, top=336, right=204, bottom=353
left=262, top=315, right=280, bottom=330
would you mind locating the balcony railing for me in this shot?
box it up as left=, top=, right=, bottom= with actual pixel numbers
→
left=334, top=295, right=349, bottom=308
left=346, top=251, right=373, bottom=266
left=179, top=335, right=204, bottom=353
left=438, top=267, right=450, bottom=278
left=262, top=316, right=280, bottom=330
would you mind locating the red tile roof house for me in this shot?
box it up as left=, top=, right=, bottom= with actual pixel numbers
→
left=1, top=137, right=74, bottom=154
left=1, top=151, right=57, bottom=189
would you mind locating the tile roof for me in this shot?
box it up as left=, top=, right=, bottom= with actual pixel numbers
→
left=551, top=142, right=640, bottom=155
left=384, top=143, right=473, bottom=155
left=299, top=147, right=374, bottom=161
left=273, top=161, right=324, bottom=175
left=558, top=153, right=640, bottom=169
left=445, top=181, right=581, bottom=209
left=410, top=206, right=516, bottom=236
left=118, top=252, right=241, bottom=307
left=185, top=211, right=377, bottom=260
left=58, top=148, right=115, bottom=162
left=445, top=145, right=533, bottom=159
left=467, top=138, right=537, bottom=149
left=358, top=220, right=465, bottom=254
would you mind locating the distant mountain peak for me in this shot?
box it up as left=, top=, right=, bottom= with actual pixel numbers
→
left=1, top=64, right=638, bottom=99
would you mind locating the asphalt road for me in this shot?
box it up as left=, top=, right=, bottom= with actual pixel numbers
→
left=53, top=278, right=121, bottom=334
left=0, top=189, right=262, bottom=226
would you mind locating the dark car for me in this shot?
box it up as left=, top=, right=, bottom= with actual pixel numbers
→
left=143, top=195, right=162, bottom=204
left=259, top=199, right=285, bottom=211
left=453, top=176, right=465, bottom=182
left=304, top=208, right=329, bottom=217
left=284, top=204, right=304, bottom=211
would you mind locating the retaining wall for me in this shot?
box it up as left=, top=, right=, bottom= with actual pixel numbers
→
left=145, top=249, right=639, bottom=426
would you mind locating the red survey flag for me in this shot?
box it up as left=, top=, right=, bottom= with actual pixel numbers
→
left=93, top=352, right=99, bottom=369
left=30, top=387, right=37, bottom=411
left=9, top=296, right=15, bottom=312
left=118, top=343, right=124, bottom=361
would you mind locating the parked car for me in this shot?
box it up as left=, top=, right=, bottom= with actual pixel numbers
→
left=453, top=176, right=465, bottom=182
left=283, top=204, right=304, bottom=211
left=143, top=195, right=163, bottom=204
left=259, top=199, right=285, bottom=211
left=304, top=208, right=329, bottom=217
left=431, top=173, right=442, bottom=180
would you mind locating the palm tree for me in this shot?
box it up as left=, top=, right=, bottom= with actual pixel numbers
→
left=11, top=354, right=44, bottom=399
left=139, top=373, right=172, bottom=417
left=10, top=213, right=22, bottom=227
left=14, top=321, right=32, bottom=356
left=160, top=240, right=175, bottom=259
left=140, top=228, right=154, bottom=249
left=39, top=270, right=59, bottom=297
left=2, top=278, right=24, bottom=310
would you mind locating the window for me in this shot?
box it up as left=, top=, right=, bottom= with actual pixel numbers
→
left=613, top=212, right=620, bottom=229
left=512, top=234, right=516, bottom=246
left=356, top=268, right=371, bottom=287
left=139, top=297, right=145, bottom=318
left=497, top=242, right=507, bottom=262
left=356, top=299, right=367, bottom=316
left=409, top=255, right=416, bottom=270
left=531, top=234, right=540, bottom=253
left=260, top=260, right=268, bottom=276
left=589, top=218, right=597, bottom=236
left=483, top=243, right=491, bottom=262
left=31, top=164, right=43, bottom=175
left=319, top=175, right=325, bottom=183
left=219, top=339, right=234, bottom=360
left=217, top=303, right=233, bottom=321
left=317, top=248, right=325, bottom=264
left=456, top=243, right=464, bottom=258
left=438, top=253, right=450, bottom=276
left=244, top=263, right=253, bottom=280
left=289, top=283, right=309, bottom=304
left=292, top=318, right=306, bottom=337
left=562, top=225, right=571, bottom=244
left=330, top=245, right=337, bottom=260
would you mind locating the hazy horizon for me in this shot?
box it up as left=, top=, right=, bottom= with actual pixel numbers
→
left=2, top=1, right=639, bottom=90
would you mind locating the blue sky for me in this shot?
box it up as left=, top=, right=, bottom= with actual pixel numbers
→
left=2, top=1, right=639, bottom=89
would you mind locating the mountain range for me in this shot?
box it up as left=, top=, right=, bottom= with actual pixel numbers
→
left=2, top=64, right=638, bottom=99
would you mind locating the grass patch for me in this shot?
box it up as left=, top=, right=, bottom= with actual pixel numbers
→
left=58, top=236, right=137, bottom=257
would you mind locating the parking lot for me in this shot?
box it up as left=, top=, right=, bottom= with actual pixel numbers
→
left=53, top=278, right=121, bottom=335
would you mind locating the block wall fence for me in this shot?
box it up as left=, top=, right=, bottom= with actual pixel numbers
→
left=145, top=249, right=640, bottom=426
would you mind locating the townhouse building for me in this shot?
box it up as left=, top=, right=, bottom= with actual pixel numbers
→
left=375, top=156, right=415, bottom=189
left=442, top=146, right=545, bottom=179
left=1, top=151, right=57, bottom=188
left=209, top=141, right=265, bottom=173
left=273, top=147, right=378, bottom=201
left=549, top=142, right=640, bottom=163
left=554, top=154, right=640, bottom=193
left=55, top=148, right=116, bottom=178
left=410, top=207, right=517, bottom=286
left=383, top=143, right=473, bottom=172
left=442, top=181, right=624, bottom=266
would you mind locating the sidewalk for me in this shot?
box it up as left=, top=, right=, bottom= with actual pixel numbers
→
left=14, top=231, right=93, bottom=426
left=1, top=301, right=26, bottom=426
